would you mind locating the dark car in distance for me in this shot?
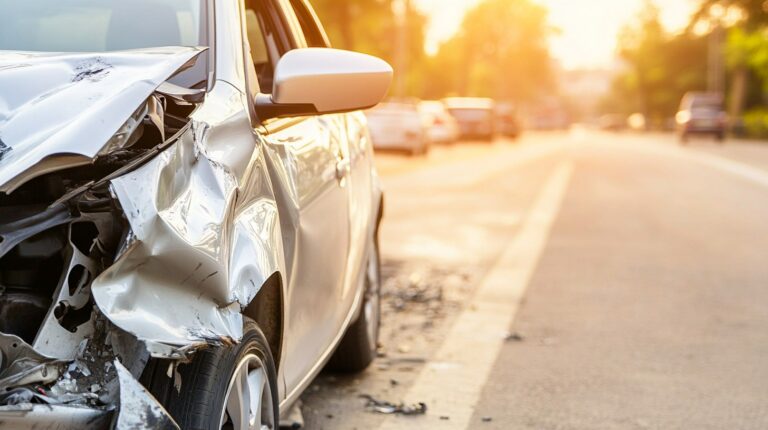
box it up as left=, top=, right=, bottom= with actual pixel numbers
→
left=676, top=92, right=727, bottom=143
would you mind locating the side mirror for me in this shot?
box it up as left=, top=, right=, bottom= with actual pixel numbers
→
left=256, top=48, right=393, bottom=121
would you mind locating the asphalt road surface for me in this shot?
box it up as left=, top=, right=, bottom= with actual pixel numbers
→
left=298, top=130, right=768, bottom=430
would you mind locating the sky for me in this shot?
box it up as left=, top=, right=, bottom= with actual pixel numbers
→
left=413, top=0, right=699, bottom=70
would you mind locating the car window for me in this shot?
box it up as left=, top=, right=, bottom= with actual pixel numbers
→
left=448, top=108, right=493, bottom=121
left=245, top=9, right=273, bottom=92
left=288, top=0, right=331, bottom=48
left=244, top=1, right=286, bottom=94
left=0, top=0, right=206, bottom=52
left=243, top=0, right=326, bottom=96
left=275, top=0, right=308, bottom=47
left=691, top=97, right=721, bottom=110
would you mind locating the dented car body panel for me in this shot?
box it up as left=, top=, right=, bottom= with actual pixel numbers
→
left=0, top=0, right=384, bottom=426
left=92, top=81, right=278, bottom=348
left=0, top=47, right=205, bottom=193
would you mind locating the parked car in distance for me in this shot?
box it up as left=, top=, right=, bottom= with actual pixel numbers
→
left=527, top=101, right=571, bottom=131
left=366, top=101, right=429, bottom=155
left=443, top=97, right=496, bottom=141
left=495, top=102, right=522, bottom=139
left=676, top=92, right=727, bottom=143
left=0, top=0, right=391, bottom=428
left=598, top=114, right=627, bottom=132
left=419, top=100, right=460, bottom=144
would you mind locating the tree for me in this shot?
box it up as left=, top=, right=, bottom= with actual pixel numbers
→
left=615, top=2, right=668, bottom=121
left=426, top=0, right=554, bottom=103
left=311, top=0, right=427, bottom=96
left=310, top=0, right=392, bottom=53
left=691, top=0, right=768, bottom=124
left=726, top=27, right=768, bottom=89
left=692, top=0, right=767, bottom=29
left=603, top=1, right=708, bottom=126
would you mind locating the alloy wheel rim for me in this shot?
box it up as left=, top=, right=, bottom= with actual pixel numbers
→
left=220, top=354, right=274, bottom=430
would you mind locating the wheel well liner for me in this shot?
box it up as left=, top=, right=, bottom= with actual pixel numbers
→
left=243, top=272, right=284, bottom=371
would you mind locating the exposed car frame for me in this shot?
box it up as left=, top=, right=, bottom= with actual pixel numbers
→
left=0, top=0, right=391, bottom=428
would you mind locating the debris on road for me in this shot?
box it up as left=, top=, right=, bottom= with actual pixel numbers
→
left=504, top=332, right=525, bottom=342
left=381, top=356, right=426, bottom=365
left=376, top=356, right=427, bottom=372
left=279, top=400, right=305, bottom=429
left=482, top=416, right=493, bottom=422
left=300, top=263, right=481, bottom=427
left=360, top=394, right=427, bottom=416
left=382, top=271, right=445, bottom=313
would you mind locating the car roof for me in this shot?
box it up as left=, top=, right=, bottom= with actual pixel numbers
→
left=369, top=102, right=419, bottom=113
left=683, top=92, right=723, bottom=105
left=442, top=97, right=495, bottom=110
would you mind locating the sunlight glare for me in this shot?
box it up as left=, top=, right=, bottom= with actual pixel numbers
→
left=415, top=0, right=698, bottom=69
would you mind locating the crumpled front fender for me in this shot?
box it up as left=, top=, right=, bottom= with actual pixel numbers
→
left=91, top=83, right=284, bottom=354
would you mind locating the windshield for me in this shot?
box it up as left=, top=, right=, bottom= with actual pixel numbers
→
left=691, top=98, right=722, bottom=111
left=448, top=108, right=493, bottom=122
left=0, top=0, right=207, bottom=52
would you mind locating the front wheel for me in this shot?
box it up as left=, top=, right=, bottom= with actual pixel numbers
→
left=142, top=320, right=279, bottom=430
left=326, top=238, right=381, bottom=372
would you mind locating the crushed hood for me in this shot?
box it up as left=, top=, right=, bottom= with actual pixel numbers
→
left=0, top=46, right=205, bottom=192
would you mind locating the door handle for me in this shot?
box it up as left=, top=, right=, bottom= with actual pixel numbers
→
left=336, top=159, right=351, bottom=180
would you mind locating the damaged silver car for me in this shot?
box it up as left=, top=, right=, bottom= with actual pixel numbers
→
left=0, top=0, right=391, bottom=428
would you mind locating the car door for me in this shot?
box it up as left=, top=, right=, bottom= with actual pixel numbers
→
left=285, top=0, right=373, bottom=325
left=340, top=110, right=376, bottom=296
left=242, top=0, right=353, bottom=395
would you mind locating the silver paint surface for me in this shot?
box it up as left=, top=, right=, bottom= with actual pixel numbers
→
left=0, top=0, right=385, bottom=422
left=0, top=47, right=204, bottom=192
left=114, top=360, right=179, bottom=430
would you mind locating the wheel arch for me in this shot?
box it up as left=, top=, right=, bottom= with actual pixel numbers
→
left=243, top=271, right=285, bottom=373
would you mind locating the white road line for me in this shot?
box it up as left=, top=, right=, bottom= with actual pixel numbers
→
left=624, top=141, right=768, bottom=189
left=689, top=150, right=768, bottom=188
left=377, top=162, right=574, bottom=430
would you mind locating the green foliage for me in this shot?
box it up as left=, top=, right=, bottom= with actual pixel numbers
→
left=425, top=0, right=554, bottom=102
left=604, top=1, right=708, bottom=126
left=743, top=108, right=768, bottom=137
left=313, top=0, right=554, bottom=102
left=726, top=27, right=768, bottom=88
left=693, top=0, right=768, bottom=29
left=310, top=0, right=428, bottom=95
left=310, top=0, right=392, bottom=54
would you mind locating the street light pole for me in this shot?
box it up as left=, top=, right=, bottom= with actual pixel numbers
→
left=707, top=4, right=726, bottom=96
left=707, top=22, right=725, bottom=95
left=393, top=0, right=410, bottom=98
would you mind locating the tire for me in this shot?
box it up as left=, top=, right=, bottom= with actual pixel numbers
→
left=141, top=319, right=279, bottom=430
left=410, top=142, right=428, bottom=156
left=326, top=236, right=381, bottom=373
left=715, top=132, right=725, bottom=143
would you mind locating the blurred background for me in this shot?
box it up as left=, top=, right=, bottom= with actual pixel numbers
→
left=300, top=2, right=768, bottom=428
left=308, top=0, right=768, bottom=143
